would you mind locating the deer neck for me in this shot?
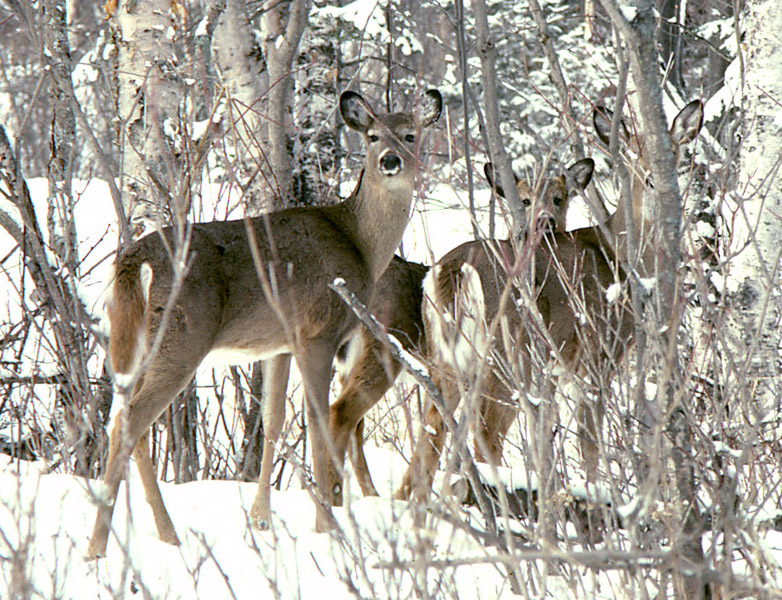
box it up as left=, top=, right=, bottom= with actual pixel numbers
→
left=331, top=168, right=415, bottom=282
left=606, top=179, right=653, bottom=266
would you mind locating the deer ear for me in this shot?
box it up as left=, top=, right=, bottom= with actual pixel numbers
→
left=418, top=89, right=442, bottom=129
left=567, top=158, right=594, bottom=190
left=593, top=106, right=630, bottom=146
left=593, top=106, right=614, bottom=145
left=483, top=162, right=505, bottom=198
left=670, top=100, right=703, bottom=147
left=340, top=91, right=374, bottom=133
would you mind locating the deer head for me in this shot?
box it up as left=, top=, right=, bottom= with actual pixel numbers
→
left=593, top=100, right=704, bottom=265
left=484, top=158, right=595, bottom=235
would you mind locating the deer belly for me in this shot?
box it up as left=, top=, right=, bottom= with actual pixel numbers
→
left=202, top=344, right=291, bottom=368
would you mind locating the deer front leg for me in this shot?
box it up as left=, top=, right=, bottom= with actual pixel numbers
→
left=296, top=342, right=340, bottom=533
left=251, top=354, right=291, bottom=530
left=327, top=342, right=401, bottom=506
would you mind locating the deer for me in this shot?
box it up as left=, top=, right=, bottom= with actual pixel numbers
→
left=396, top=100, right=704, bottom=504
left=85, top=88, right=442, bottom=559
left=324, top=158, right=593, bottom=508
left=593, top=99, right=704, bottom=271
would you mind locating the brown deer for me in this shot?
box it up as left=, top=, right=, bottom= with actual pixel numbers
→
left=394, top=158, right=614, bottom=501
left=324, top=159, right=593, bottom=507
left=594, top=99, right=704, bottom=270
left=86, top=88, right=442, bottom=558
left=396, top=100, right=704, bottom=502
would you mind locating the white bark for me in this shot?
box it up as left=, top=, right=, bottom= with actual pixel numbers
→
left=212, top=0, right=310, bottom=213
left=723, top=0, right=782, bottom=413
left=211, top=0, right=271, bottom=212
left=112, top=0, right=184, bottom=237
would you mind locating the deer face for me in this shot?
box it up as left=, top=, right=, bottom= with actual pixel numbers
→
left=340, top=90, right=442, bottom=188
left=484, top=158, right=594, bottom=235
left=593, top=100, right=703, bottom=194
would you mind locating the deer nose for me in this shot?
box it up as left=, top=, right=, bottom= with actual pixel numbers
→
left=537, top=214, right=556, bottom=234
left=379, top=152, right=402, bottom=176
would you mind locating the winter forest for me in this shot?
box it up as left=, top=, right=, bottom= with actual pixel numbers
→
left=0, top=0, right=781, bottom=598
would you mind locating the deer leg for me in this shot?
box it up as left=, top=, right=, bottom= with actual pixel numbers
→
left=577, top=393, right=604, bottom=484
left=350, top=419, right=379, bottom=498
left=328, top=341, right=401, bottom=506
left=87, top=367, right=193, bottom=559
left=474, top=398, right=516, bottom=466
left=250, top=353, right=291, bottom=531
left=87, top=366, right=197, bottom=558
left=295, top=341, right=340, bottom=533
left=395, top=370, right=460, bottom=502
left=133, top=429, right=179, bottom=545
left=472, top=369, right=516, bottom=465
left=86, top=397, right=136, bottom=560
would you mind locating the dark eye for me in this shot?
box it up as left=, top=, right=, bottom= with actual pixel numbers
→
left=645, top=174, right=655, bottom=189
left=368, top=134, right=379, bottom=143
left=405, top=134, right=416, bottom=143
left=553, top=196, right=563, bottom=206
left=522, top=198, right=531, bottom=207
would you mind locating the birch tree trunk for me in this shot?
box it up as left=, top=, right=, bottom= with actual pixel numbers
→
left=109, top=0, right=186, bottom=237
left=722, top=0, right=782, bottom=417
left=212, top=0, right=311, bottom=212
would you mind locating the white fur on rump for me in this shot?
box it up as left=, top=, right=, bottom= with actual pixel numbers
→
left=423, top=263, right=491, bottom=375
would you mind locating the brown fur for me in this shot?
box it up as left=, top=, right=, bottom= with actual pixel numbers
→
left=107, top=262, right=146, bottom=375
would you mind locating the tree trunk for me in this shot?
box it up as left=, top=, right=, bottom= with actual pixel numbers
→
left=723, top=0, right=782, bottom=422
left=109, top=0, right=186, bottom=236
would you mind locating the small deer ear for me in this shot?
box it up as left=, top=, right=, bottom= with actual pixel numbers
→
left=340, top=91, right=374, bottom=133
left=567, top=158, right=594, bottom=190
left=593, top=106, right=614, bottom=145
left=593, top=106, right=630, bottom=146
left=670, top=100, right=703, bottom=147
left=484, top=162, right=505, bottom=198
left=418, top=89, right=442, bottom=129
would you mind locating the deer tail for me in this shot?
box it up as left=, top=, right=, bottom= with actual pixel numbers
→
left=107, top=261, right=152, bottom=375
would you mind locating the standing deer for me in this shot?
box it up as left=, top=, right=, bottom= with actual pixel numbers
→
left=397, top=100, right=703, bottom=502
left=594, top=99, right=704, bottom=270
left=394, top=158, right=616, bottom=500
left=86, top=88, right=442, bottom=558
left=324, top=159, right=591, bottom=507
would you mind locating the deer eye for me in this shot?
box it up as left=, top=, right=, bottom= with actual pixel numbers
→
left=522, top=198, right=531, bottom=207
left=405, top=133, right=416, bottom=143
left=368, top=133, right=380, bottom=143
left=553, top=196, right=564, bottom=206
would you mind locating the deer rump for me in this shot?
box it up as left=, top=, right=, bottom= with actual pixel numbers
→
left=417, top=231, right=628, bottom=471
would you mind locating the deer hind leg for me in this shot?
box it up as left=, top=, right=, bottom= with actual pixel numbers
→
left=250, top=353, right=291, bottom=531
left=577, top=392, right=604, bottom=484
left=133, top=429, right=179, bottom=545
left=474, top=384, right=517, bottom=466
left=328, top=338, right=402, bottom=506
left=394, top=368, right=460, bottom=503
left=87, top=366, right=195, bottom=559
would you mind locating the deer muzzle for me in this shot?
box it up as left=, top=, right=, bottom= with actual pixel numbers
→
left=378, top=150, right=403, bottom=176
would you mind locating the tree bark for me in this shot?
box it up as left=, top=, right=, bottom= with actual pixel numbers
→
left=723, top=0, right=782, bottom=424
left=109, top=0, right=186, bottom=236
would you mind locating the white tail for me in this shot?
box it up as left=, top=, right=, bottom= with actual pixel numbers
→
left=86, top=88, right=442, bottom=558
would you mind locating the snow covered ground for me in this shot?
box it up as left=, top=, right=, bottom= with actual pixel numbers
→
left=1, top=167, right=781, bottom=599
